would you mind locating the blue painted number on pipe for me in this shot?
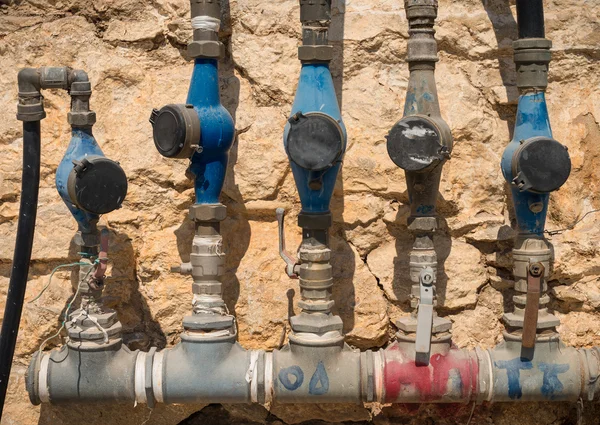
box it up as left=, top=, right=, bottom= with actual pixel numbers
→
left=495, top=358, right=533, bottom=399
left=495, top=358, right=569, bottom=400
left=278, top=362, right=330, bottom=395
left=308, top=361, right=329, bottom=395
left=539, top=362, right=569, bottom=400
left=279, top=366, right=304, bottom=391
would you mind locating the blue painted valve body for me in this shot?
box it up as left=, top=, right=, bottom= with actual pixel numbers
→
left=56, top=128, right=104, bottom=233
left=500, top=92, right=553, bottom=235
left=187, top=59, right=235, bottom=204
left=283, top=63, right=346, bottom=213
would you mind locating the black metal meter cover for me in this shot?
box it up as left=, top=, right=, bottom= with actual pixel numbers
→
left=511, top=136, right=571, bottom=193
left=286, top=112, right=344, bottom=171
left=150, top=104, right=201, bottom=159
left=386, top=115, right=447, bottom=172
left=67, top=155, right=128, bottom=215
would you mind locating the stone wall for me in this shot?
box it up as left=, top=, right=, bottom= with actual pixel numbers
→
left=1, top=0, right=600, bottom=423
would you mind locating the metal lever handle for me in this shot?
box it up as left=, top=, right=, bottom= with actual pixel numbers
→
left=522, top=262, right=544, bottom=349
left=276, top=208, right=299, bottom=279
left=91, top=228, right=109, bottom=290
left=415, top=267, right=435, bottom=363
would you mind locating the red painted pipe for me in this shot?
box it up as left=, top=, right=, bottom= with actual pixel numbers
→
left=382, top=342, right=479, bottom=403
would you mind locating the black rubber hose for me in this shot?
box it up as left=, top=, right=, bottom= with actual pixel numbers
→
left=0, top=121, right=41, bottom=419
left=516, top=0, right=545, bottom=39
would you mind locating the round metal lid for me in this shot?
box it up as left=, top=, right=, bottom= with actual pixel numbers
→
left=286, top=112, right=344, bottom=171
left=67, top=156, right=128, bottom=215
left=512, top=136, right=571, bottom=193
left=150, top=104, right=200, bottom=159
left=387, top=115, right=447, bottom=172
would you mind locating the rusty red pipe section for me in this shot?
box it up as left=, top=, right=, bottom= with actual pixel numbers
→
left=382, top=342, right=479, bottom=403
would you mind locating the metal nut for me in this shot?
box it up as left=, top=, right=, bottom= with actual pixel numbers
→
left=187, top=40, right=224, bottom=59
left=189, top=203, right=227, bottom=222
left=297, top=45, right=333, bottom=62
left=68, top=111, right=97, bottom=126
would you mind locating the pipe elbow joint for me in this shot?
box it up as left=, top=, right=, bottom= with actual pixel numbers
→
left=17, top=68, right=45, bottom=122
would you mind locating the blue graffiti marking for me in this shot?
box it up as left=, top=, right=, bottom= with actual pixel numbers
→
left=495, top=358, right=533, bottom=400
left=539, top=363, right=569, bottom=400
left=308, top=361, right=329, bottom=395
left=279, top=366, right=304, bottom=391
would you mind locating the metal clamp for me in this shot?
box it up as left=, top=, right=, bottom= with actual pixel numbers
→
left=522, top=262, right=544, bottom=349
left=415, top=267, right=435, bottom=362
left=275, top=208, right=299, bottom=279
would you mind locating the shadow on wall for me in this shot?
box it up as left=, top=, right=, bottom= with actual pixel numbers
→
left=173, top=0, right=249, bottom=323
left=481, top=0, right=519, bottom=139
left=327, top=0, right=357, bottom=338
left=36, top=229, right=167, bottom=423
left=385, top=202, right=452, bottom=316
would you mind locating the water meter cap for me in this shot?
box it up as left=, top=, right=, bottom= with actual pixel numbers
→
left=386, top=115, right=449, bottom=172
left=67, top=155, right=128, bottom=215
left=150, top=104, right=201, bottom=159
left=511, top=136, right=571, bottom=193
left=286, top=112, right=344, bottom=171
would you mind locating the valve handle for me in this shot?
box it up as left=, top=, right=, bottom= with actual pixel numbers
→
left=522, top=262, right=544, bottom=349
left=91, top=228, right=109, bottom=289
left=415, top=267, right=435, bottom=363
left=276, top=208, right=299, bottom=279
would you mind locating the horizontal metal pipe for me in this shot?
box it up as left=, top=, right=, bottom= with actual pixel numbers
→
left=27, top=337, right=600, bottom=405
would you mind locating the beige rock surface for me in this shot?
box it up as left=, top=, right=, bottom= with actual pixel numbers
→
left=0, top=0, right=600, bottom=424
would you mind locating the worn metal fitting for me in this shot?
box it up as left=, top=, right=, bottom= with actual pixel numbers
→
left=407, top=216, right=438, bottom=231
left=290, top=313, right=343, bottom=334
left=192, top=281, right=221, bottom=295
left=513, top=38, right=552, bottom=89
left=17, top=102, right=45, bottom=122
left=298, top=247, right=331, bottom=262
left=299, top=0, right=331, bottom=23
left=183, top=314, right=233, bottom=331
left=39, top=67, right=70, bottom=90
left=189, top=203, right=227, bottom=222
left=297, top=299, right=335, bottom=311
left=67, top=309, right=123, bottom=342
left=69, top=80, right=92, bottom=96
left=298, top=45, right=333, bottom=62
left=67, top=110, right=97, bottom=126
left=298, top=212, right=332, bottom=229
left=190, top=0, right=221, bottom=20
left=188, top=40, right=225, bottom=59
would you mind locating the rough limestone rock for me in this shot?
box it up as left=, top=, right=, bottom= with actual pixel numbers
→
left=1, top=0, right=600, bottom=423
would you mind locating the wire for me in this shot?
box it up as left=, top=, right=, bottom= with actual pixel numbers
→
left=36, top=263, right=96, bottom=355
left=545, top=209, right=600, bottom=236
left=28, top=261, right=90, bottom=304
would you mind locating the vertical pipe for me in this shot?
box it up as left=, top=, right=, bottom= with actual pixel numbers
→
left=516, top=0, right=545, bottom=39
left=0, top=121, right=41, bottom=418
